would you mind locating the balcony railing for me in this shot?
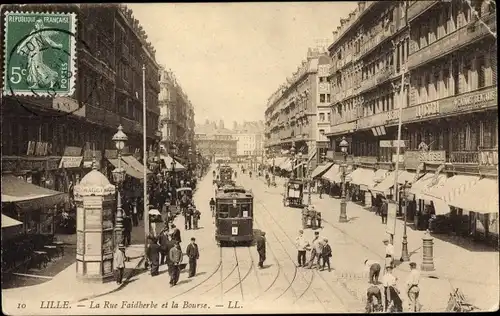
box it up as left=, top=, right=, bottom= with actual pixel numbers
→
left=407, top=1, right=438, bottom=22
left=479, top=148, right=498, bottom=166
left=449, top=151, right=479, bottom=164
left=359, top=24, right=396, bottom=59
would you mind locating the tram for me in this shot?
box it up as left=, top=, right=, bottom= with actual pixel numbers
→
left=214, top=165, right=235, bottom=187
left=215, top=186, right=254, bottom=246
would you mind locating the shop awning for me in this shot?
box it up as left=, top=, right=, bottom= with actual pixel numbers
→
left=448, top=178, right=498, bottom=214
left=322, top=164, right=341, bottom=183
left=1, top=175, right=68, bottom=210
left=349, top=168, right=375, bottom=187
left=369, top=171, right=396, bottom=195
left=59, top=156, right=83, bottom=168
left=159, top=155, right=186, bottom=171
left=311, top=163, right=334, bottom=179
left=420, top=175, right=480, bottom=215
left=373, top=169, right=389, bottom=184
left=108, top=158, right=145, bottom=179
left=122, top=155, right=152, bottom=174
left=1, top=214, right=23, bottom=228
left=397, top=170, right=418, bottom=185
left=409, top=173, right=448, bottom=199
left=280, top=159, right=292, bottom=171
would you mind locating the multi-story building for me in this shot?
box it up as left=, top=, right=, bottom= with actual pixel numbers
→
left=194, top=121, right=237, bottom=162
left=264, top=47, right=332, bottom=168
left=1, top=4, right=161, bottom=191
left=326, top=1, right=497, bottom=242
left=233, top=121, right=265, bottom=157
left=158, top=66, right=196, bottom=160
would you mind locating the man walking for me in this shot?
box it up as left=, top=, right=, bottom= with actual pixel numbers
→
left=169, top=241, right=183, bottom=286
left=307, top=231, right=322, bottom=269
left=113, top=244, right=126, bottom=284
left=364, top=259, right=382, bottom=284
left=380, top=197, right=388, bottom=224
left=146, top=236, right=161, bottom=276
left=193, top=208, right=201, bottom=230
left=186, top=237, right=200, bottom=278
left=321, top=238, right=332, bottom=272
left=406, top=262, right=421, bottom=312
left=256, top=232, right=266, bottom=268
left=159, top=229, right=170, bottom=265
left=295, top=230, right=309, bottom=267
left=184, top=205, right=193, bottom=230
left=170, top=224, right=181, bottom=244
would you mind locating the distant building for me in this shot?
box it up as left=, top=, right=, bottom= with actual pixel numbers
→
left=194, top=121, right=237, bottom=162
left=264, top=47, right=331, bottom=168
left=233, top=121, right=265, bottom=157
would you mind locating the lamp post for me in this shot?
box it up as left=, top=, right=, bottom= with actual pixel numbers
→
left=171, top=144, right=177, bottom=185
left=296, top=152, right=303, bottom=178
left=400, top=180, right=411, bottom=262
left=111, top=125, right=128, bottom=246
left=339, top=136, right=349, bottom=223
left=290, top=143, right=296, bottom=179
left=308, top=165, right=313, bottom=205
left=188, top=146, right=193, bottom=179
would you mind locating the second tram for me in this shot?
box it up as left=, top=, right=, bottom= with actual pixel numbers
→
left=215, top=186, right=254, bottom=246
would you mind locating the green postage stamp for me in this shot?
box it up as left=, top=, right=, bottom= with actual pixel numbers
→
left=3, top=11, right=77, bottom=96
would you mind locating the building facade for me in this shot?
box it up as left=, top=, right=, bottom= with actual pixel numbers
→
left=264, top=47, right=331, bottom=167
left=326, top=0, right=497, bottom=171
left=194, top=121, right=237, bottom=162
left=158, top=67, right=196, bottom=159
left=233, top=121, right=265, bottom=157
left=1, top=4, right=161, bottom=191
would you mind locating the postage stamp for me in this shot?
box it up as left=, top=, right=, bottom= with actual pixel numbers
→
left=3, top=11, right=77, bottom=97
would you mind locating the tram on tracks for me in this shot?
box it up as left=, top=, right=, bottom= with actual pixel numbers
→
left=215, top=185, right=254, bottom=246
left=214, top=164, right=235, bottom=187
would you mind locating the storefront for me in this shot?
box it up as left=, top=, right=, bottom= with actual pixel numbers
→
left=58, top=146, right=84, bottom=196
left=348, top=166, right=376, bottom=206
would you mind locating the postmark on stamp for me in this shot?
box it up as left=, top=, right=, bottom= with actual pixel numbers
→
left=3, top=11, right=77, bottom=97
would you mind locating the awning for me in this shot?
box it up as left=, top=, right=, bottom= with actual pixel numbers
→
left=159, top=155, right=186, bottom=171
left=122, top=155, right=152, bottom=174
left=420, top=175, right=480, bottom=215
left=311, top=163, right=334, bottom=179
left=108, top=158, right=144, bottom=179
left=1, top=214, right=23, bottom=228
left=1, top=175, right=68, bottom=210
left=449, top=178, right=498, bottom=214
left=280, top=159, right=292, bottom=171
left=322, top=164, right=341, bottom=182
left=59, top=156, right=83, bottom=168
left=397, top=170, right=418, bottom=185
left=373, top=169, right=389, bottom=183
left=350, top=168, right=375, bottom=187
left=369, top=171, right=396, bottom=195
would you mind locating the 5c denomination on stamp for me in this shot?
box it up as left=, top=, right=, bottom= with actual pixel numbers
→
left=3, top=11, right=77, bottom=97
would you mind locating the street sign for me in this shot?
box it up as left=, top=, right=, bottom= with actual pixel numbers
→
left=380, top=140, right=406, bottom=148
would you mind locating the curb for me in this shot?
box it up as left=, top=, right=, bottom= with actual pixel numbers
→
left=76, top=256, right=145, bottom=303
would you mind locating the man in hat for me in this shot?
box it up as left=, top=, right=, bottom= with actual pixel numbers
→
left=186, top=237, right=200, bottom=278
left=113, top=244, right=126, bottom=284
left=159, top=229, right=170, bottom=265
left=381, top=266, right=402, bottom=312
left=169, top=241, right=183, bottom=286
left=321, top=238, right=332, bottom=272
left=307, top=231, right=322, bottom=269
left=364, top=259, right=382, bottom=284
left=170, top=224, right=181, bottom=244
left=146, top=236, right=161, bottom=276
left=383, top=238, right=395, bottom=269
left=380, top=197, right=388, bottom=224
left=256, top=232, right=266, bottom=268
left=406, top=262, right=422, bottom=312
left=295, top=230, right=309, bottom=267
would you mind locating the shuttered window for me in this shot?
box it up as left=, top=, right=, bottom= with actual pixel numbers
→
left=477, top=55, right=486, bottom=89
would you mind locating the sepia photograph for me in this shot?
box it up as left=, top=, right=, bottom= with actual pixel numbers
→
left=1, top=1, right=498, bottom=314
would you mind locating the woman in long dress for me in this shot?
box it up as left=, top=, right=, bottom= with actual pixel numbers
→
left=16, top=19, right=62, bottom=89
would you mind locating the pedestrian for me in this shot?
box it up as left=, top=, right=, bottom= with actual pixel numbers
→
left=146, top=236, right=160, bottom=276
left=381, top=266, right=402, bottom=312
left=380, top=197, right=388, bottom=224
left=257, top=232, right=266, bottom=268
left=113, top=244, right=126, bottom=284
left=159, top=229, right=170, bottom=265
left=406, top=262, right=422, bottom=312
left=184, top=205, right=193, bottom=230
left=170, top=224, right=181, bottom=244
left=210, top=197, right=216, bottom=217
left=169, top=241, right=183, bottom=286
left=295, top=230, right=309, bottom=267
left=321, top=238, right=332, bottom=272
left=186, top=237, right=199, bottom=278
left=365, top=283, right=383, bottom=313
left=318, top=181, right=323, bottom=199
left=383, top=238, right=395, bottom=269
left=193, top=208, right=201, bottom=230
left=364, top=259, right=382, bottom=284
left=306, top=231, right=321, bottom=269
left=123, top=215, right=132, bottom=246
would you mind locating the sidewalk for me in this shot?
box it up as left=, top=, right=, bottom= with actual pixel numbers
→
left=2, top=244, right=145, bottom=307
left=310, top=194, right=499, bottom=312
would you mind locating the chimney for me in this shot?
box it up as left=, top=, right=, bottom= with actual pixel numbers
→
left=233, top=121, right=238, bottom=130
left=219, top=120, right=224, bottom=129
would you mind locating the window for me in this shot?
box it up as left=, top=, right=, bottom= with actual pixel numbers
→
left=319, top=77, right=326, bottom=83
left=319, top=129, right=325, bottom=135
left=477, top=55, right=486, bottom=89
left=327, top=112, right=331, bottom=122
left=320, top=94, right=326, bottom=103
left=452, top=59, right=460, bottom=95
left=463, top=57, right=472, bottom=93
left=326, top=94, right=331, bottom=103
left=217, top=204, right=229, bottom=218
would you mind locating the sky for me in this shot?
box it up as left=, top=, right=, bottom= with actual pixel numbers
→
left=128, top=2, right=357, bottom=125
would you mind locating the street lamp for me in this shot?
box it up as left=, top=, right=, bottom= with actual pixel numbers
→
left=290, top=143, right=296, bottom=179
left=297, top=152, right=303, bottom=178
left=339, top=136, right=349, bottom=223
left=111, top=125, right=128, bottom=246
left=188, top=146, right=193, bottom=178
left=400, top=180, right=411, bottom=262
left=308, top=164, right=313, bottom=205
